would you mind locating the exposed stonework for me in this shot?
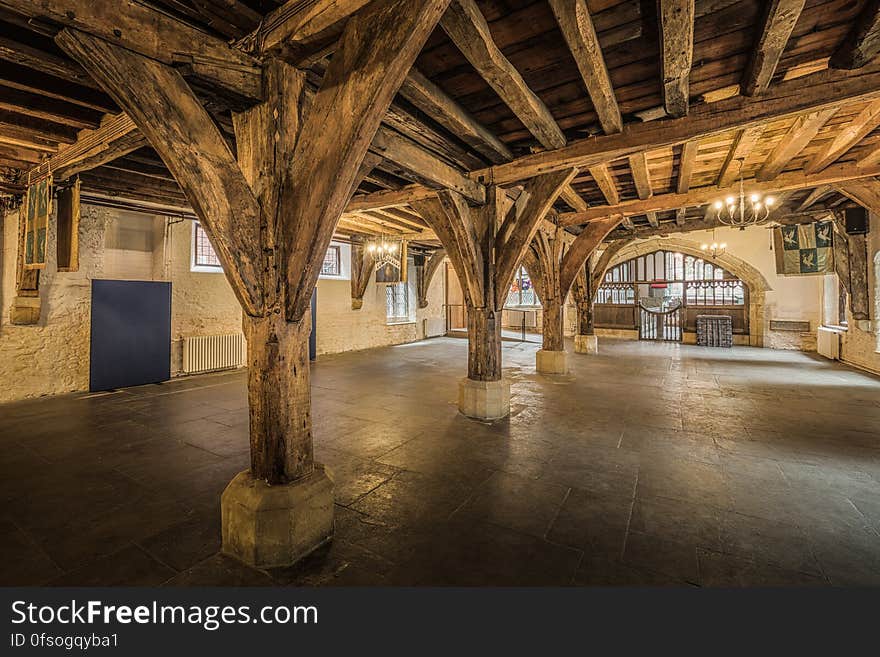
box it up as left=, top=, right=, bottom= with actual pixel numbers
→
left=458, top=377, right=510, bottom=420
left=1, top=205, right=110, bottom=403
left=221, top=466, right=335, bottom=568
left=536, top=349, right=569, bottom=374
left=1, top=205, right=447, bottom=404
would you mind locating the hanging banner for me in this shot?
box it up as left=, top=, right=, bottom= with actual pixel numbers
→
left=23, top=176, right=52, bottom=270
left=773, top=220, right=834, bottom=276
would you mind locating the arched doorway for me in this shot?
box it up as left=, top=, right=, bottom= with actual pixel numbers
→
left=593, top=238, right=773, bottom=347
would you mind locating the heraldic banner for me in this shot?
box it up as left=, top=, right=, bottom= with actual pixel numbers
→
left=773, top=220, right=834, bottom=276
left=24, top=176, right=52, bottom=270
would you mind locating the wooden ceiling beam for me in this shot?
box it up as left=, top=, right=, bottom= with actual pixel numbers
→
left=742, top=0, right=806, bottom=96
left=677, top=139, right=698, bottom=194
left=610, top=208, right=831, bottom=240
left=718, top=125, right=764, bottom=187
left=548, top=0, right=623, bottom=134
left=0, top=0, right=262, bottom=98
left=258, top=0, right=372, bottom=55
left=797, top=185, right=831, bottom=211
left=806, top=99, right=880, bottom=173
left=559, top=160, right=880, bottom=225
left=24, top=113, right=144, bottom=182
left=398, top=67, right=513, bottom=165
left=0, top=109, right=78, bottom=144
left=757, top=107, right=837, bottom=181
left=834, top=179, right=880, bottom=213
left=0, top=61, right=116, bottom=113
left=0, top=85, right=102, bottom=129
left=628, top=152, right=653, bottom=199
left=441, top=0, right=565, bottom=151
left=369, top=126, right=485, bottom=205
left=470, top=61, right=880, bottom=186
left=0, top=34, right=98, bottom=88
left=439, top=0, right=585, bottom=216
left=830, top=0, right=880, bottom=70
left=589, top=164, right=620, bottom=205
left=658, top=0, right=695, bottom=118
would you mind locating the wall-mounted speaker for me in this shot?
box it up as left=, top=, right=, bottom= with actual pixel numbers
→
left=844, top=207, right=869, bottom=235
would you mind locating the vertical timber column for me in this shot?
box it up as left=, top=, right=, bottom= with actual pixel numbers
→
left=574, top=261, right=598, bottom=354
left=225, top=59, right=334, bottom=569
left=460, top=188, right=510, bottom=420
left=529, top=226, right=569, bottom=375
left=536, top=293, right=569, bottom=373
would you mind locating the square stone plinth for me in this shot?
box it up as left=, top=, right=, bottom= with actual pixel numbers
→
left=574, top=334, right=598, bottom=354
left=221, top=465, right=334, bottom=569
left=536, top=349, right=569, bottom=374
left=458, top=377, right=510, bottom=420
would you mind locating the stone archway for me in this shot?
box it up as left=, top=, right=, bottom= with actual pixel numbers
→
left=599, top=237, right=774, bottom=347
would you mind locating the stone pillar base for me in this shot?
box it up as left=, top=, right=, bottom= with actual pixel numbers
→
left=458, top=377, right=510, bottom=420
left=536, top=349, right=568, bottom=374
left=574, top=334, right=598, bottom=354
left=221, top=465, right=334, bottom=569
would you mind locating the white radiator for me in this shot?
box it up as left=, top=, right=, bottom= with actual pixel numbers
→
left=182, top=333, right=245, bottom=374
left=817, top=326, right=841, bottom=360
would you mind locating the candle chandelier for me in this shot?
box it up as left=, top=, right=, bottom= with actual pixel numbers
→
left=700, top=229, right=727, bottom=259
left=712, top=160, right=776, bottom=228
left=367, top=236, right=402, bottom=271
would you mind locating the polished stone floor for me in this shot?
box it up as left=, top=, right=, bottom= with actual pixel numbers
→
left=2, top=338, right=880, bottom=587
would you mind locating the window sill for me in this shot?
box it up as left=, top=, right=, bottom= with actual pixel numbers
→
left=387, top=320, right=415, bottom=327
left=822, top=324, right=848, bottom=332
left=190, top=265, right=224, bottom=273
left=318, top=274, right=348, bottom=281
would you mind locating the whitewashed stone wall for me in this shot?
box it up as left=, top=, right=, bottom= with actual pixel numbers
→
left=1, top=204, right=111, bottom=402
left=838, top=215, right=880, bottom=375
left=0, top=205, right=446, bottom=403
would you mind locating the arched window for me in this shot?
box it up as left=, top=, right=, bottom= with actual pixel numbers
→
left=598, top=250, right=745, bottom=307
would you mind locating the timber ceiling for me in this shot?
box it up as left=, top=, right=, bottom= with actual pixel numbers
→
left=0, top=0, right=879, bottom=245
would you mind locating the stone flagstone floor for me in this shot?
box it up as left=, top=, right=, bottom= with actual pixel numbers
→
left=2, top=337, right=880, bottom=586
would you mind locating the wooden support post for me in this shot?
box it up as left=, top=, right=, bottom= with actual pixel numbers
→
left=350, top=238, right=376, bottom=310
left=55, top=0, right=451, bottom=568
left=413, top=169, right=574, bottom=416
left=417, top=248, right=445, bottom=309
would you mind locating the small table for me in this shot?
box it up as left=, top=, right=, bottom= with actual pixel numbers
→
left=697, top=315, right=733, bottom=347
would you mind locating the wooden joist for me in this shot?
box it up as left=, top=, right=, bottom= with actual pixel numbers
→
left=441, top=0, right=565, bottom=151
left=548, top=0, right=622, bottom=134
left=559, top=160, right=880, bottom=225
left=757, top=108, right=837, bottom=180
left=677, top=140, right=698, bottom=194
left=25, top=113, right=145, bottom=182
left=806, top=99, right=880, bottom=173
left=830, top=0, right=880, bottom=70
left=589, top=164, right=620, bottom=205
left=718, top=125, right=764, bottom=187
left=797, top=185, right=831, bottom=211
left=0, top=86, right=101, bottom=130
left=370, top=126, right=485, bottom=204
left=471, top=61, right=880, bottom=186
left=257, top=0, right=372, bottom=55
left=0, top=0, right=263, bottom=98
left=398, top=67, right=513, bottom=165
left=835, top=179, right=880, bottom=214
left=742, top=0, right=806, bottom=96
left=628, top=152, right=653, bottom=199
left=658, top=0, right=695, bottom=118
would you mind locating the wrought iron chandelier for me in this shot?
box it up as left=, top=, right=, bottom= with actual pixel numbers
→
left=367, top=236, right=402, bottom=272
left=712, top=160, right=776, bottom=228
left=700, top=229, right=727, bottom=259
